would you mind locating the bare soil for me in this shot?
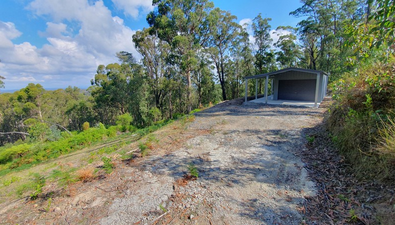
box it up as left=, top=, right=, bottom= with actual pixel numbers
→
left=4, top=99, right=390, bottom=224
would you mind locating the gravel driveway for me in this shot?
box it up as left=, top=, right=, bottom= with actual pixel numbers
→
left=102, top=104, right=326, bottom=224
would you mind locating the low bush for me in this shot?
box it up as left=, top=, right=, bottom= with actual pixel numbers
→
left=0, top=144, right=32, bottom=164
left=101, top=157, right=114, bottom=174
left=327, top=58, right=395, bottom=181
left=82, top=122, right=90, bottom=131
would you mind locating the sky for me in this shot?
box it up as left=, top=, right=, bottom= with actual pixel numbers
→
left=0, top=0, right=305, bottom=91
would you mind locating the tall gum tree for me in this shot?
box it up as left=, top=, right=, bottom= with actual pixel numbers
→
left=147, top=0, right=214, bottom=112
left=206, top=8, right=241, bottom=101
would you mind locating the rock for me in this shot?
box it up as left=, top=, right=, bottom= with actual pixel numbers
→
left=189, top=214, right=194, bottom=220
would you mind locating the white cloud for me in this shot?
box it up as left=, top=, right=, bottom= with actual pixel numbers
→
left=270, top=29, right=292, bottom=45
left=239, top=18, right=295, bottom=51
left=39, top=22, right=69, bottom=38
left=1, top=0, right=143, bottom=90
left=239, top=18, right=256, bottom=47
left=239, top=18, right=252, bottom=29
left=111, top=0, right=153, bottom=18
left=0, top=22, right=22, bottom=49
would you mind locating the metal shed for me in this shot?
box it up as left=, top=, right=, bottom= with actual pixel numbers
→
left=244, top=68, right=328, bottom=108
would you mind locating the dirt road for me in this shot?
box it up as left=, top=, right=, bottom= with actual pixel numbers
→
left=102, top=104, right=326, bottom=224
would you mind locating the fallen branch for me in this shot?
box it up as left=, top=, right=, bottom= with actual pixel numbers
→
left=0, top=132, right=30, bottom=136
left=150, top=210, right=170, bottom=225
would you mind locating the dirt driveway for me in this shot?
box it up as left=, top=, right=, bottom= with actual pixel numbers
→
left=0, top=103, right=326, bottom=224
left=102, top=104, right=326, bottom=224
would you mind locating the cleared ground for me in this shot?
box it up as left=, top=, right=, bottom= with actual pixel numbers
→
left=0, top=103, right=326, bottom=224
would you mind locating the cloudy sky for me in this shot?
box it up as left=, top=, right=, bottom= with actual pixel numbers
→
left=0, top=0, right=304, bottom=91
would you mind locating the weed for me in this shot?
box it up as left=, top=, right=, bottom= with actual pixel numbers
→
left=49, top=168, right=77, bottom=187
left=139, top=142, right=149, bottom=157
left=348, top=209, right=359, bottom=222
left=306, top=135, right=315, bottom=144
left=101, top=157, right=114, bottom=174
left=30, top=173, right=46, bottom=200
left=159, top=204, right=167, bottom=213
left=338, top=194, right=350, bottom=202
left=46, top=198, right=52, bottom=212
left=188, top=163, right=199, bottom=179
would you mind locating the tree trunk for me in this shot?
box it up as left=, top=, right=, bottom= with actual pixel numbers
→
left=187, top=71, right=192, bottom=113
left=220, top=80, right=227, bottom=101
left=169, top=90, right=173, bottom=119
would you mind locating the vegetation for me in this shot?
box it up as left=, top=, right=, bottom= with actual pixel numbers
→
left=0, top=0, right=394, bottom=203
left=323, top=0, right=395, bottom=181
left=101, top=157, right=114, bottom=174
left=187, top=163, right=199, bottom=179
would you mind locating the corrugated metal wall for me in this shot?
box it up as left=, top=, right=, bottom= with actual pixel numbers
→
left=273, top=71, right=327, bottom=102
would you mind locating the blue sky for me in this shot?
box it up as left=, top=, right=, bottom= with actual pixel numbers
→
left=0, top=0, right=304, bottom=91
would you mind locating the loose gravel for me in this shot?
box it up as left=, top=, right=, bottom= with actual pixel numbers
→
left=102, top=104, right=326, bottom=224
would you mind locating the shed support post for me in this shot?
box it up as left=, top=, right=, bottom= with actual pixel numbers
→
left=255, top=79, right=258, bottom=99
left=314, top=73, right=321, bottom=108
left=265, top=76, right=268, bottom=104
left=271, top=79, right=274, bottom=96
left=245, top=79, right=248, bottom=103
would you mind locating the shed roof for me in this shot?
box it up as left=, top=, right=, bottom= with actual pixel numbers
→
left=245, top=67, right=327, bottom=80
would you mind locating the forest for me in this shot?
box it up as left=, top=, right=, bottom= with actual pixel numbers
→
left=0, top=0, right=395, bottom=180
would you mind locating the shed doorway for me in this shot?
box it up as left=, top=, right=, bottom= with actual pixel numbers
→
left=278, top=79, right=316, bottom=102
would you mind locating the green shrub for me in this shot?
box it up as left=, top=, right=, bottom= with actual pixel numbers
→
left=107, top=126, right=118, bottom=137
left=0, top=144, right=32, bottom=164
left=27, top=122, right=50, bottom=142
left=139, top=142, right=149, bottom=157
left=49, top=169, right=76, bottom=187
left=188, top=163, right=198, bottom=179
left=149, top=107, right=162, bottom=123
left=47, top=125, right=62, bottom=142
left=82, top=122, right=90, bottom=131
left=30, top=173, right=46, bottom=200
left=116, top=113, right=133, bottom=132
left=101, top=157, right=114, bottom=174
left=327, top=58, right=395, bottom=180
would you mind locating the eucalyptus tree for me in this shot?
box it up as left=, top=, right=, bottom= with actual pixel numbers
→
left=252, top=14, right=273, bottom=74
left=274, top=26, right=302, bottom=68
left=147, top=0, right=214, bottom=112
left=227, top=27, right=255, bottom=98
left=250, top=14, right=277, bottom=94
left=193, top=56, right=216, bottom=106
left=205, top=8, right=241, bottom=100
left=90, top=54, right=150, bottom=126
left=133, top=28, right=170, bottom=115
left=290, top=0, right=366, bottom=78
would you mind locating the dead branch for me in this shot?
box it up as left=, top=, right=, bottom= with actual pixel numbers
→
left=0, top=132, right=30, bottom=136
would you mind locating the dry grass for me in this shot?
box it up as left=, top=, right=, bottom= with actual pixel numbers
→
left=76, top=167, right=95, bottom=182
left=377, top=117, right=395, bottom=156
